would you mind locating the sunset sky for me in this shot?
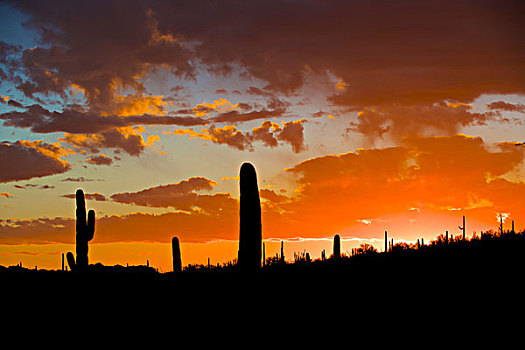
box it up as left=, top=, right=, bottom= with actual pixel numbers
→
left=1, top=0, right=524, bottom=272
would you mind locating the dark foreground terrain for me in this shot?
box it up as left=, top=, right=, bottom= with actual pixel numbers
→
left=2, top=232, right=524, bottom=303
left=2, top=235, right=524, bottom=340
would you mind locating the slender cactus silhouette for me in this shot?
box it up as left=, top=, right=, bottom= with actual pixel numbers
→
left=67, top=189, right=95, bottom=271
left=459, top=216, right=466, bottom=240
left=172, top=237, right=182, bottom=272
left=333, top=234, right=341, bottom=259
left=238, top=162, right=262, bottom=271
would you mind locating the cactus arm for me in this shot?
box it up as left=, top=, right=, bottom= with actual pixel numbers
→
left=86, top=209, right=95, bottom=241
left=66, top=251, right=76, bottom=271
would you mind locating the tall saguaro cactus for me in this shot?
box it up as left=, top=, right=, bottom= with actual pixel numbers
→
left=458, top=216, right=466, bottom=240
left=333, top=234, right=341, bottom=259
left=172, top=236, right=182, bottom=272
left=238, top=162, right=262, bottom=271
left=67, top=189, right=95, bottom=271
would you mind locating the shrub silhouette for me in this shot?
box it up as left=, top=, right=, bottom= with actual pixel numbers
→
left=354, top=244, right=378, bottom=256
left=172, top=236, right=182, bottom=272
left=67, top=189, right=95, bottom=271
left=238, top=162, right=262, bottom=271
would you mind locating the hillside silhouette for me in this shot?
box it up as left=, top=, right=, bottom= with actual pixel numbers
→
left=1, top=162, right=524, bottom=313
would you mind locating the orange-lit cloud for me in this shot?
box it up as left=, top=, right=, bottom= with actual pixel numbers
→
left=60, top=127, right=147, bottom=156
left=104, top=93, right=167, bottom=117
left=173, top=119, right=307, bottom=152
left=193, top=98, right=238, bottom=117
left=265, top=134, right=525, bottom=238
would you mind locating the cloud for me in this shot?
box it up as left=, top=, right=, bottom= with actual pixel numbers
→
left=62, top=192, right=107, bottom=201
left=0, top=140, right=71, bottom=182
left=5, top=2, right=195, bottom=114
left=486, top=101, right=525, bottom=113
left=348, top=103, right=497, bottom=140
left=61, top=177, right=104, bottom=182
left=86, top=154, right=113, bottom=166
left=173, top=119, right=308, bottom=152
left=251, top=121, right=281, bottom=148
left=0, top=210, right=238, bottom=244
left=271, top=134, right=525, bottom=237
left=277, top=119, right=307, bottom=153
left=159, top=0, right=523, bottom=106
left=259, top=189, right=289, bottom=203
left=207, top=125, right=253, bottom=151
left=13, top=184, right=55, bottom=190
left=4, top=0, right=523, bottom=115
left=110, top=177, right=220, bottom=210
left=0, top=104, right=207, bottom=134
left=210, top=108, right=286, bottom=124
left=60, top=127, right=146, bottom=156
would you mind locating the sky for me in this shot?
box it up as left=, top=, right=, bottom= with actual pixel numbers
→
left=0, top=0, right=524, bottom=272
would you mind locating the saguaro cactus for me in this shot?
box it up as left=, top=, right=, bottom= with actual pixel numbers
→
left=333, top=234, right=341, bottom=259
left=67, top=189, right=95, bottom=271
left=238, top=162, right=262, bottom=271
left=458, top=216, right=466, bottom=240
left=172, top=236, right=182, bottom=272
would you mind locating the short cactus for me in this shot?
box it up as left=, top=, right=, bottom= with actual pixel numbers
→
left=67, top=189, right=95, bottom=271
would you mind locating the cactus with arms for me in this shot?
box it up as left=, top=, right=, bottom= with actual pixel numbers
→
left=67, top=189, right=95, bottom=271
left=238, top=162, right=262, bottom=271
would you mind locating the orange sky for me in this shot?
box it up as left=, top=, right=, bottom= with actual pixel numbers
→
left=0, top=0, right=524, bottom=271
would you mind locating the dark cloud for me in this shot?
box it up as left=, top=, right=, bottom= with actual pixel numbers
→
left=7, top=1, right=196, bottom=112
left=486, top=101, right=525, bottom=113
left=156, top=0, right=524, bottom=106
left=62, top=192, right=107, bottom=201
left=8, top=0, right=521, bottom=113
left=86, top=154, right=113, bottom=166
left=0, top=140, right=71, bottom=182
left=0, top=105, right=207, bottom=134
left=61, top=177, right=104, bottom=182
left=348, top=103, right=496, bottom=140
left=210, top=108, right=286, bottom=124
left=277, top=119, right=307, bottom=153
left=13, top=184, right=55, bottom=189
left=110, top=177, right=233, bottom=213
